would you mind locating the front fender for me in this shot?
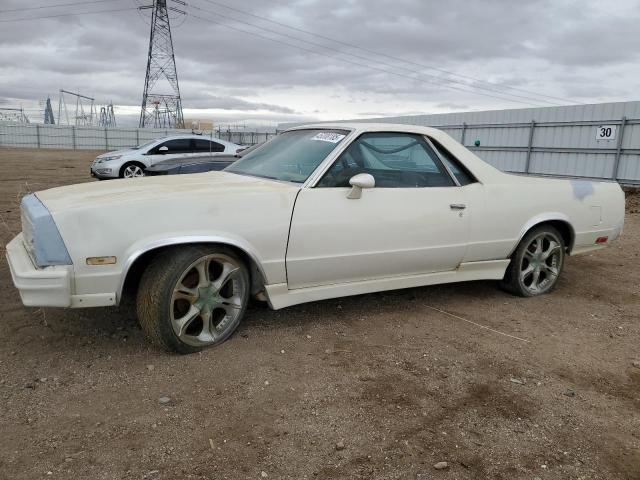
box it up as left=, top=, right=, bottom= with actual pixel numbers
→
left=116, top=233, right=271, bottom=301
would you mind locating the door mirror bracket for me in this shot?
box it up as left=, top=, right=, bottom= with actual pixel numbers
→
left=347, top=173, right=375, bottom=199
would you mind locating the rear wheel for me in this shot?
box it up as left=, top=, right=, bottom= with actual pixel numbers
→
left=137, top=246, right=250, bottom=353
left=120, top=162, right=146, bottom=178
left=502, top=225, right=565, bottom=297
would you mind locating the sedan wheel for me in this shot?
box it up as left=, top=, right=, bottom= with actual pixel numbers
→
left=137, top=246, right=250, bottom=353
left=123, top=164, right=145, bottom=178
left=502, top=225, right=565, bottom=297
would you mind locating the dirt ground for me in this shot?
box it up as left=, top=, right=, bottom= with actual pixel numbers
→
left=0, top=147, right=638, bottom=480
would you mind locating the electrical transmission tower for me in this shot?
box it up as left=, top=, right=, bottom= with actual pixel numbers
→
left=138, top=0, right=185, bottom=129
left=58, top=89, right=96, bottom=126
left=44, top=97, right=55, bottom=124
left=98, top=103, right=117, bottom=127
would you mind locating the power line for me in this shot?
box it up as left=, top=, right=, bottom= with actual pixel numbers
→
left=0, top=6, right=138, bottom=23
left=195, top=0, right=579, bottom=105
left=186, top=5, right=550, bottom=107
left=0, top=0, right=123, bottom=14
left=185, top=8, right=546, bottom=107
left=187, top=1, right=555, bottom=106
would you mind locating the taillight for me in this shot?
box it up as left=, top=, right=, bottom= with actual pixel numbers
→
left=595, top=236, right=608, bottom=244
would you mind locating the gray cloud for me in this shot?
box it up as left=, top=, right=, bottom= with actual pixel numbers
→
left=0, top=0, right=638, bottom=126
left=186, top=94, right=298, bottom=113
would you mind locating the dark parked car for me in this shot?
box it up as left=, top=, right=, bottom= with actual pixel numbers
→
left=145, top=143, right=262, bottom=176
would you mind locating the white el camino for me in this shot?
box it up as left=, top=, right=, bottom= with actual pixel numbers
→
left=6, top=123, right=625, bottom=353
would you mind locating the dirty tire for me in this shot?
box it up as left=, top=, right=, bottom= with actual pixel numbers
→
left=137, top=245, right=250, bottom=354
left=501, top=224, right=565, bottom=297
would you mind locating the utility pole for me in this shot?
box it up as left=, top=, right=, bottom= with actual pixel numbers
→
left=138, top=0, right=185, bottom=128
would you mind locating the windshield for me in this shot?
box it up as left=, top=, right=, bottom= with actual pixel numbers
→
left=225, top=129, right=349, bottom=183
left=132, top=139, right=158, bottom=150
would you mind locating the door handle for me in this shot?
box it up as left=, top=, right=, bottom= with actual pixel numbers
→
left=450, top=203, right=466, bottom=210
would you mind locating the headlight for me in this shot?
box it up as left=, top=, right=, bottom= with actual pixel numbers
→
left=95, top=155, right=122, bottom=163
left=20, top=194, right=72, bottom=267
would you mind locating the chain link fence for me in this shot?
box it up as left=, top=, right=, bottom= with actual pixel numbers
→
left=0, top=123, right=277, bottom=151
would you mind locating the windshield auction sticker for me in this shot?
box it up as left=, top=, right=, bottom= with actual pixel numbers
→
left=310, top=132, right=346, bottom=143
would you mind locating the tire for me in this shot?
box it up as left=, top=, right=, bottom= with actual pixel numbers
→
left=120, top=162, right=146, bottom=178
left=137, top=245, right=250, bottom=354
left=501, top=224, right=565, bottom=297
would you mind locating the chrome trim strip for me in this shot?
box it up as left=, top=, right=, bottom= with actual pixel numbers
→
left=302, top=127, right=358, bottom=188
left=422, top=135, right=461, bottom=187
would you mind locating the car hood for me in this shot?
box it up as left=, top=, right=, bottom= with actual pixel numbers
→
left=96, top=148, right=136, bottom=158
left=35, top=171, right=298, bottom=214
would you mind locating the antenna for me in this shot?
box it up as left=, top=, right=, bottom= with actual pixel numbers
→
left=138, top=0, right=185, bottom=128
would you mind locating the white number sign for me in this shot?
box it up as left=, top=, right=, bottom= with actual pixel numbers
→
left=595, top=125, right=617, bottom=140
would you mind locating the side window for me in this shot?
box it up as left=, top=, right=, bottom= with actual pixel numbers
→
left=210, top=141, right=225, bottom=153
left=317, top=133, right=455, bottom=188
left=193, top=139, right=225, bottom=153
left=154, top=138, right=192, bottom=154
left=429, top=138, right=477, bottom=186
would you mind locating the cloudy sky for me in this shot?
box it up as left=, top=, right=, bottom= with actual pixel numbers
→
left=0, top=0, right=639, bottom=128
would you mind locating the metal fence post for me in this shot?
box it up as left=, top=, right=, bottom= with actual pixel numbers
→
left=612, top=116, right=627, bottom=180
left=524, top=120, right=536, bottom=173
left=104, top=127, right=108, bottom=150
left=36, top=124, right=41, bottom=148
left=72, top=126, right=76, bottom=150
left=460, top=122, right=467, bottom=145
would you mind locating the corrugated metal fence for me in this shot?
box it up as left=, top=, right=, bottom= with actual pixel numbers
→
left=431, top=117, right=639, bottom=184
left=0, top=123, right=275, bottom=150
left=280, top=101, right=640, bottom=185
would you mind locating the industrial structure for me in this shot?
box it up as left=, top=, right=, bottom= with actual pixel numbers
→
left=98, top=103, right=117, bottom=128
left=57, top=89, right=96, bottom=126
left=43, top=97, right=55, bottom=125
left=0, top=107, right=30, bottom=124
left=138, top=0, right=185, bottom=129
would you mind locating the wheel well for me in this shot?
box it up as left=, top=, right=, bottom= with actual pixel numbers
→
left=526, top=220, right=575, bottom=252
left=119, top=161, right=146, bottom=177
left=119, top=242, right=266, bottom=305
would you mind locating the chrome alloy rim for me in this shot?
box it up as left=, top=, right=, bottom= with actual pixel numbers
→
left=123, top=165, right=145, bottom=178
left=520, top=232, right=562, bottom=294
left=170, top=254, right=246, bottom=347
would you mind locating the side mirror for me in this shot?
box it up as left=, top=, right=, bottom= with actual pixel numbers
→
left=347, top=173, right=375, bottom=199
left=158, top=146, right=169, bottom=153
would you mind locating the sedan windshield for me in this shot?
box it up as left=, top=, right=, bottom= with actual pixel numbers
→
left=132, top=139, right=158, bottom=150
left=225, top=129, right=349, bottom=183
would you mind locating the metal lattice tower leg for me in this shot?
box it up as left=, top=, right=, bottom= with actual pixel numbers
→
left=139, top=0, right=184, bottom=128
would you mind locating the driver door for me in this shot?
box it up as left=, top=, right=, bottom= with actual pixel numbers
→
left=286, top=132, right=470, bottom=289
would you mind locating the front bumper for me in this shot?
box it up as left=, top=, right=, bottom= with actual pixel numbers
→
left=6, top=234, right=73, bottom=307
left=90, top=165, right=118, bottom=179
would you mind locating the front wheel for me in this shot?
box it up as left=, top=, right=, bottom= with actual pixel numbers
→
left=501, top=225, right=565, bottom=297
left=137, top=246, right=250, bottom=353
left=121, top=162, right=146, bottom=178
